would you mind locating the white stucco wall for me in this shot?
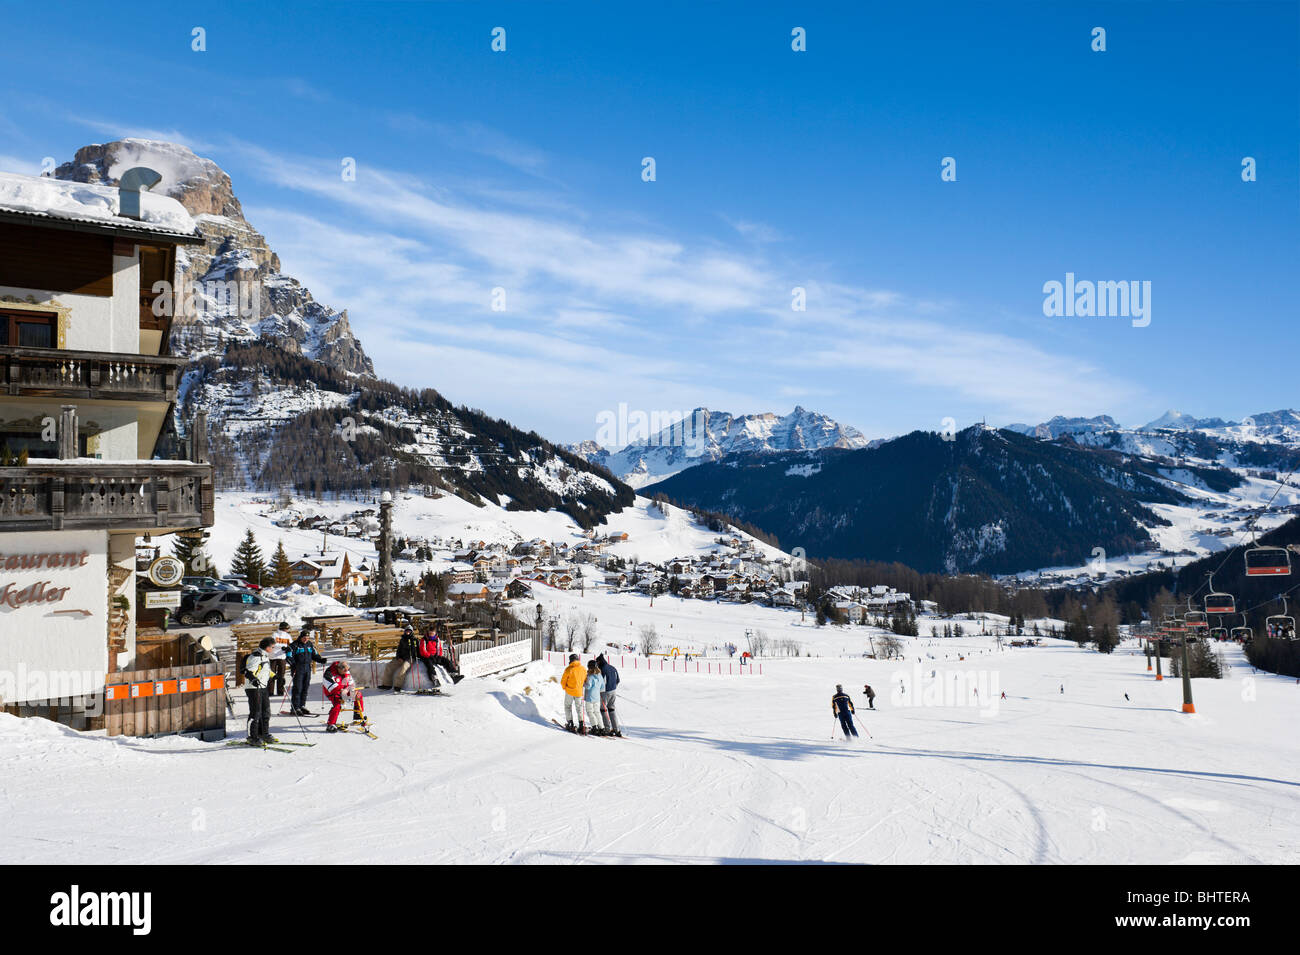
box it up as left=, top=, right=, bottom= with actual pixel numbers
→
left=0, top=245, right=140, bottom=354
left=0, top=399, right=139, bottom=460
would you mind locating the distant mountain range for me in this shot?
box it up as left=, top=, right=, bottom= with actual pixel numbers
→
left=1004, top=409, right=1300, bottom=446
left=569, top=406, right=873, bottom=488
left=645, top=426, right=1213, bottom=575
left=646, top=413, right=1300, bottom=575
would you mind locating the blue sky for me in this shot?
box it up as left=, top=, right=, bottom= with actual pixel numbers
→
left=1, top=1, right=1296, bottom=445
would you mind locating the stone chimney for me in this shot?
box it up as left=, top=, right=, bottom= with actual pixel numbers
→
left=118, top=167, right=161, bottom=220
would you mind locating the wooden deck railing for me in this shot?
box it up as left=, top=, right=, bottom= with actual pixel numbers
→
left=0, top=461, right=213, bottom=532
left=1, top=345, right=183, bottom=402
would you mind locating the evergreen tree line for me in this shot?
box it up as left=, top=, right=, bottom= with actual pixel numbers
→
left=179, top=339, right=634, bottom=528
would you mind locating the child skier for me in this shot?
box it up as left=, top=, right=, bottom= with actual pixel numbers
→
left=583, top=660, right=606, bottom=735
left=323, top=661, right=365, bottom=732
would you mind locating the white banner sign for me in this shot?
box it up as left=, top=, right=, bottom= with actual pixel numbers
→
left=0, top=530, right=108, bottom=704
left=458, top=638, right=534, bottom=679
left=144, top=590, right=182, bottom=609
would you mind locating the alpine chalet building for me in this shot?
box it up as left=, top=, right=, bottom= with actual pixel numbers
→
left=0, top=165, right=213, bottom=725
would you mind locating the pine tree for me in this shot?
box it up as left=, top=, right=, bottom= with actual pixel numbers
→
left=1094, top=622, right=1119, bottom=654
left=269, top=539, right=294, bottom=587
left=230, top=529, right=267, bottom=585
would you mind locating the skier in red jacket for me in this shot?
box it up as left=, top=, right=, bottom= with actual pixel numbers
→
left=418, top=628, right=464, bottom=688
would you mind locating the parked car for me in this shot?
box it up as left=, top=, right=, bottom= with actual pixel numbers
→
left=221, top=576, right=262, bottom=592
left=181, top=576, right=239, bottom=593
left=175, top=590, right=285, bottom=626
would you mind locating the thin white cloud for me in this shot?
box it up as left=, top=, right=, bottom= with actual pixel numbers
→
left=167, top=134, right=1148, bottom=434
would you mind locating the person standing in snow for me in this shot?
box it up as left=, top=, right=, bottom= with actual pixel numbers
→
left=561, top=654, right=587, bottom=732
left=242, top=637, right=278, bottom=745
left=263, top=623, right=287, bottom=696
left=832, top=684, right=859, bottom=739
left=583, top=660, right=606, bottom=735
left=382, top=626, right=419, bottom=691
left=863, top=684, right=876, bottom=709
left=596, top=653, right=622, bottom=737
left=284, top=627, right=326, bottom=715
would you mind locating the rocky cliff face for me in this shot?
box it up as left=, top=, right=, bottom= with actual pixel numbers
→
left=55, top=139, right=374, bottom=376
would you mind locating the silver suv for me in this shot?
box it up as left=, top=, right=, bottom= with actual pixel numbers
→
left=176, top=590, right=285, bottom=626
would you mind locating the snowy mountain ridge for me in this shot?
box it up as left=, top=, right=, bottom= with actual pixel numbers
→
left=570, top=405, right=872, bottom=488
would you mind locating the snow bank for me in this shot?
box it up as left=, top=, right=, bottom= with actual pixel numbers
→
left=239, top=586, right=353, bottom=627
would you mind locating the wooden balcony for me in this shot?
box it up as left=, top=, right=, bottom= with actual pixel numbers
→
left=0, top=460, right=213, bottom=532
left=1, top=345, right=182, bottom=403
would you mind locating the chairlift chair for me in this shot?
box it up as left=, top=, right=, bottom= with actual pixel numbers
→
left=1230, top=613, right=1252, bottom=643
left=1209, top=626, right=1228, bottom=641
left=1265, top=597, right=1296, bottom=641
left=1245, top=543, right=1291, bottom=577
left=1204, top=592, right=1235, bottom=615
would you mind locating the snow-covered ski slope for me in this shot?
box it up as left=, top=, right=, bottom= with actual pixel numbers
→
left=1, top=632, right=1295, bottom=864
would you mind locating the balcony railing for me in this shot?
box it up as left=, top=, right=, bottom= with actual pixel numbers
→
left=1, top=346, right=182, bottom=403
left=0, top=461, right=213, bottom=532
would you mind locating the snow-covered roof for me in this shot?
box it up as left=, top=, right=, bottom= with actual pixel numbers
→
left=0, top=170, right=201, bottom=241
left=448, top=582, right=488, bottom=595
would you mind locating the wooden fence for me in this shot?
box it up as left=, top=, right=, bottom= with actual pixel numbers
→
left=104, top=660, right=226, bottom=739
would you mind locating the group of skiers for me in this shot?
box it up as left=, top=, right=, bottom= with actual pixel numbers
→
left=560, top=653, right=622, bottom=736
left=240, top=622, right=470, bottom=743
left=830, top=683, right=881, bottom=739
left=378, top=625, right=464, bottom=694
left=241, top=627, right=363, bottom=741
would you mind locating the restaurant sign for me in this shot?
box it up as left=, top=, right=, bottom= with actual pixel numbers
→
left=0, top=530, right=108, bottom=704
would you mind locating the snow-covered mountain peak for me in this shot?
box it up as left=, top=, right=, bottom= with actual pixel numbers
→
left=571, top=406, right=870, bottom=488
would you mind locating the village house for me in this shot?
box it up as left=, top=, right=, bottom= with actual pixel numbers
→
left=290, top=551, right=357, bottom=600
left=447, top=581, right=490, bottom=602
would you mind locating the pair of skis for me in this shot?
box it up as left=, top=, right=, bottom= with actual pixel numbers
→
left=224, top=740, right=316, bottom=754
left=328, top=719, right=378, bottom=739
left=550, top=719, right=623, bottom=738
